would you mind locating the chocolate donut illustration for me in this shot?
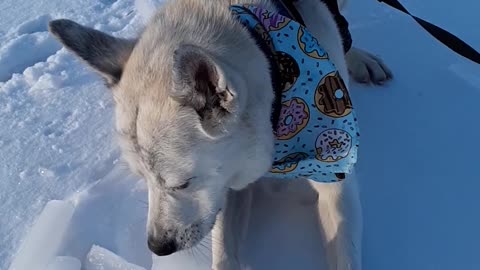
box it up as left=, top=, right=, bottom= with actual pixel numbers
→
left=276, top=98, right=310, bottom=140
left=271, top=152, right=309, bottom=173
left=274, top=51, right=300, bottom=92
left=314, top=72, right=352, bottom=118
left=315, top=129, right=352, bottom=162
left=297, top=27, right=327, bottom=59
left=254, top=23, right=274, bottom=48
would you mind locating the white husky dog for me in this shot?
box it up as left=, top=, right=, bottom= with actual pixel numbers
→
left=49, top=0, right=391, bottom=269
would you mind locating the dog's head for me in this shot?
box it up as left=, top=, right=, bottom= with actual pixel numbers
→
left=49, top=15, right=273, bottom=256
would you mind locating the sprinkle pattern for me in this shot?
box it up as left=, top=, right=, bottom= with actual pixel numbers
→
left=231, top=5, right=360, bottom=182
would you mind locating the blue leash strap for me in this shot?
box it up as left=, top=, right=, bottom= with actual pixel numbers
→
left=379, top=0, right=480, bottom=65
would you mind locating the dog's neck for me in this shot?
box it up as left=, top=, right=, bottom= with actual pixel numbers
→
left=230, top=3, right=304, bottom=131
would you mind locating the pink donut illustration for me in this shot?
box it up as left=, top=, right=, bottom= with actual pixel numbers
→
left=276, top=98, right=310, bottom=140
left=252, top=8, right=290, bottom=31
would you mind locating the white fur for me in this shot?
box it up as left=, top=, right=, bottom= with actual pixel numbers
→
left=211, top=2, right=362, bottom=269
left=48, top=0, right=379, bottom=268
left=116, top=0, right=277, bottom=253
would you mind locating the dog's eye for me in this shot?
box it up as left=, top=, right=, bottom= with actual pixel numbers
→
left=170, top=177, right=196, bottom=191
left=173, top=182, right=190, bottom=190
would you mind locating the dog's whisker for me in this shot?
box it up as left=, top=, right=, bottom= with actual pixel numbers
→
left=193, top=243, right=210, bottom=265
left=135, top=198, right=148, bottom=206
left=131, top=216, right=148, bottom=227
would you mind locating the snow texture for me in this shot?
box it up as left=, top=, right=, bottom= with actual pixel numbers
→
left=45, top=257, right=81, bottom=270
left=85, top=245, right=146, bottom=270
left=1, top=0, right=480, bottom=269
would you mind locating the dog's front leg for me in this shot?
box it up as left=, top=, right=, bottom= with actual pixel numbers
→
left=310, top=173, right=363, bottom=270
left=212, top=188, right=253, bottom=270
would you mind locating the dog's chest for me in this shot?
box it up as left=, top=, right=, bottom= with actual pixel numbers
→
left=231, top=5, right=359, bottom=182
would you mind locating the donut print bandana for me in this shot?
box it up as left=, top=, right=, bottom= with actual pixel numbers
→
left=231, top=5, right=360, bottom=182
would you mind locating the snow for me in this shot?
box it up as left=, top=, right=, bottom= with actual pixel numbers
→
left=46, top=257, right=81, bottom=270
left=85, top=245, right=146, bottom=270
left=0, top=31, right=61, bottom=82
left=1, top=0, right=479, bottom=269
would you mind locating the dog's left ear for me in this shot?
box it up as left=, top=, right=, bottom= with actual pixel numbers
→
left=48, top=19, right=135, bottom=86
left=171, top=45, right=238, bottom=135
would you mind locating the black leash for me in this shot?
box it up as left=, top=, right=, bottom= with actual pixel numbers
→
left=379, top=0, right=480, bottom=64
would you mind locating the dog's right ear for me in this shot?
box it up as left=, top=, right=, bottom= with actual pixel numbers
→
left=48, top=19, right=135, bottom=87
left=171, top=45, right=240, bottom=136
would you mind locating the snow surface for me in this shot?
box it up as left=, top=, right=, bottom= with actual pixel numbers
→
left=46, top=257, right=81, bottom=270
left=1, top=0, right=479, bottom=269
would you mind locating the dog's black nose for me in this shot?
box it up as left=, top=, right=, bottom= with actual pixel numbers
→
left=148, top=237, right=178, bottom=256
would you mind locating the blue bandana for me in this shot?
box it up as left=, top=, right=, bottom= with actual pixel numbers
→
left=231, top=5, right=360, bottom=182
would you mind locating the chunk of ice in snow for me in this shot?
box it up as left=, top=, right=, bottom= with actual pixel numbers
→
left=45, top=256, right=81, bottom=270
left=8, top=200, right=75, bottom=270
left=85, top=245, right=146, bottom=270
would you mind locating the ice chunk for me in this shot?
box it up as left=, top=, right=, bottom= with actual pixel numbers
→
left=45, top=256, right=81, bottom=270
left=85, top=245, right=146, bottom=270
left=8, top=200, right=75, bottom=270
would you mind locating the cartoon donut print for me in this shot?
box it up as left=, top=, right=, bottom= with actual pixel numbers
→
left=274, top=51, right=300, bottom=92
left=315, top=129, right=352, bottom=162
left=230, top=5, right=250, bottom=16
left=254, top=23, right=274, bottom=48
left=297, top=27, right=327, bottom=59
left=314, top=72, right=352, bottom=118
left=252, top=8, right=290, bottom=31
left=270, top=152, right=309, bottom=173
left=276, top=98, right=310, bottom=140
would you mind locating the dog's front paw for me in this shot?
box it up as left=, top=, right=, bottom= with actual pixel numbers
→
left=346, top=47, right=393, bottom=85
